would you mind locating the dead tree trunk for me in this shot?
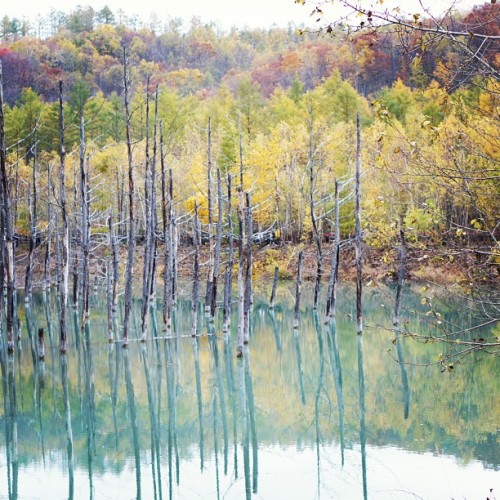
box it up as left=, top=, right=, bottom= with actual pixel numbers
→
left=140, top=84, right=153, bottom=342
left=394, top=219, right=407, bottom=335
left=222, top=173, right=234, bottom=334
left=236, top=188, right=245, bottom=357
left=294, top=250, right=304, bottom=330
left=24, top=132, right=38, bottom=301
left=122, top=48, right=136, bottom=346
left=79, top=112, right=90, bottom=332
left=355, top=113, right=363, bottom=337
left=326, top=180, right=340, bottom=320
left=148, top=87, right=159, bottom=307
left=205, top=117, right=214, bottom=312
left=0, top=61, right=15, bottom=354
left=192, top=202, right=201, bottom=337
left=58, top=80, right=70, bottom=354
left=72, top=165, right=79, bottom=307
left=243, top=193, right=252, bottom=344
left=43, top=164, right=53, bottom=292
left=160, top=122, right=172, bottom=333
left=169, top=167, right=177, bottom=305
left=210, top=168, right=223, bottom=321
left=108, top=214, right=119, bottom=314
left=307, top=106, right=322, bottom=311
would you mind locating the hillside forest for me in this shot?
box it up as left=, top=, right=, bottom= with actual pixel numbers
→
left=0, top=3, right=498, bottom=351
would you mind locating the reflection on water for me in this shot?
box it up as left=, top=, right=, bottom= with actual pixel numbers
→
left=0, top=284, right=498, bottom=499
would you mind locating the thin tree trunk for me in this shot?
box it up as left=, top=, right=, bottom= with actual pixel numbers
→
left=0, top=61, right=15, bottom=354
left=25, top=131, right=38, bottom=301
left=160, top=122, right=172, bottom=333
left=140, top=83, right=153, bottom=342
left=108, top=214, right=119, bottom=313
left=72, top=165, right=79, bottom=307
left=148, top=87, right=159, bottom=307
left=326, top=180, right=340, bottom=320
left=355, top=112, right=363, bottom=337
left=307, top=107, right=322, bottom=310
left=294, top=250, right=304, bottom=330
left=192, top=202, right=201, bottom=337
left=58, top=80, right=70, bottom=354
left=43, top=164, right=53, bottom=292
left=222, top=173, right=234, bottom=334
left=80, top=112, right=90, bottom=332
left=169, top=167, right=177, bottom=305
left=236, top=188, right=245, bottom=357
left=122, top=48, right=136, bottom=346
left=243, top=193, right=252, bottom=344
left=210, top=168, right=223, bottom=320
left=205, top=117, right=214, bottom=312
left=238, top=111, right=244, bottom=189
left=107, top=213, right=118, bottom=342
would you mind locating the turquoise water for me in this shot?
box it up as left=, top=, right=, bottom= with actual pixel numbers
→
left=0, top=284, right=498, bottom=499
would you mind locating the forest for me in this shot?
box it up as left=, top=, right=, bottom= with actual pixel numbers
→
left=0, top=2, right=498, bottom=352
left=0, top=3, right=498, bottom=499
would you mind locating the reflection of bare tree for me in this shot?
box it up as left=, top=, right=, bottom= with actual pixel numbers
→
left=357, top=336, right=367, bottom=500
left=123, top=348, right=141, bottom=498
left=61, top=355, right=74, bottom=499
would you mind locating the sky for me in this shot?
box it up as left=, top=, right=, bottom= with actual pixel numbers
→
left=5, top=0, right=484, bottom=31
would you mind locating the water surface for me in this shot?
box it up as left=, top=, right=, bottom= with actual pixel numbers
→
left=1, top=284, right=498, bottom=499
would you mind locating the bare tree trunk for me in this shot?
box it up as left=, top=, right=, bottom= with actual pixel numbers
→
left=222, top=173, right=234, bottom=334
left=355, top=112, right=363, bottom=337
left=25, top=131, right=38, bottom=302
left=307, top=106, right=322, bottom=311
left=294, top=250, right=304, bottom=330
left=238, top=111, right=244, bottom=189
left=58, top=80, right=70, bottom=354
left=205, top=117, right=214, bottom=312
left=148, top=87, right=159, bottom=307
left=326, top=180, right=340, bottom=320
left=394, top=219, right=410, bottom=418
left=72, top=165, right=79, bottom=308
left=210, top=168, right=223, bottom=320
left=140, top=83, right=153, bottom=342
left=79, top=112, right=90, bottom=332
left=236, top=188, right=245, bottom=357
left=160, top=122, right=172, bottom=333
left=169, top=167, right=178, bottom=305
left=243, top=193, right=252, bottom=344
left=106, top=249, right=113, bottom=342
left=43, top=164, right=53, bottom=292
left=0, top=61, right=15, bottom=354
left=192, top=202, right=201, bottom=337
left=122, top=48, right=136, bottom=346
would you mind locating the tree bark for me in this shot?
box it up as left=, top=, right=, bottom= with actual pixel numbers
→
left=355, top=112, right=363, bottom=336
left=192, top=202, right=201, bottom=337
left=0, top=61, right=15, bottom=354
left=24, top=131, right=38, bottom=301
left=294, top=250, right=304, bottom=330
left=210, top=167, right=223, bottom=320
left=243, top=192, right=252, bottom=344
left=326, top=180, right=340, bottom=320
left=222, top=173, right=234, bottom=334
left=58, top=80, right=70, bottom=354
left=122, top=48, right=136, bottom=346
